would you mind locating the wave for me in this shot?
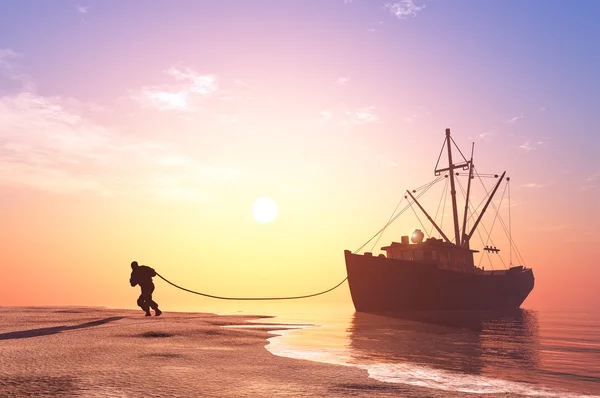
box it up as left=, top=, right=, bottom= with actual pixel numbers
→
left=266, top=329, right=600, bottom=398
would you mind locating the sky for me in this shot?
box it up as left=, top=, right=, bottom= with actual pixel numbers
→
left=0, top=0, right=599, bottom=312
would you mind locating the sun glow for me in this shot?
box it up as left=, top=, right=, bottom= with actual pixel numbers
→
left=252, top=197, right=278, bottom=224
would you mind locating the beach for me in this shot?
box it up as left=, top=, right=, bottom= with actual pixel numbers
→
left=0, top=306, right=471, bottom=398
left=3, top=306, right=597, bottom=397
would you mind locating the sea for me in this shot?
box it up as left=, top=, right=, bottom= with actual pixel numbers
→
left=211, top=300, right=600, bottom=397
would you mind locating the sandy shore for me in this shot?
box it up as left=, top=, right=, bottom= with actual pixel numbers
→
left=0, top=306, right=431, bottom=397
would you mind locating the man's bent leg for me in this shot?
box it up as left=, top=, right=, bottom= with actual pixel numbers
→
left=142, top=284, right=160, bottom=313
left=137, top=295, right=149, bottom=310
left=137, top=294, right=150, bottom=314
left=148, top=297, right=159, bottom=311
left=148, top=295, right=161, bottom=315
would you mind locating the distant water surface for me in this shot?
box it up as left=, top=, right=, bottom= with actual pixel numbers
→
left=241, top=304, right=600, bottom=397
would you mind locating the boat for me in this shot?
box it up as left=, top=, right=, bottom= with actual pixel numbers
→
left=345, top=128, right=534, bottom=313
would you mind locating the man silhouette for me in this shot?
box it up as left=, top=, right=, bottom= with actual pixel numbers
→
left=130, top=261, right=162, bottom=316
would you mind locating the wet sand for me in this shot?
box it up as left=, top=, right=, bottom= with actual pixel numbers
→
left=1, top=307, right=514, bottom=397
left=0, top=306, right=447, bottom=398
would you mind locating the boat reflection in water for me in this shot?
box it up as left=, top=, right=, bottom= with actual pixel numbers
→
left=267, top=308, right=600, bottom=396
left=348, top=310, right=540, bottom=381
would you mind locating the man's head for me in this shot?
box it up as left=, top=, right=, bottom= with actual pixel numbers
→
left=131, top=261, right=139, bottom=269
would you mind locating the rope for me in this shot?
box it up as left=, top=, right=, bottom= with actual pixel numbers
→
left=449, top=136, right=470, bottom=165
left=357, top=176, right=443, bottom=254
left=479, top=182, right=508, bottom=269
left=434, top=139, right=447, bottom=174
left=474, top=167, right=526, bottom=266
left=412, top=175, right=445, bottom=192
left=456, top=176, right=502, bottom=270
left=156, top=272, right=348, bottom=301
left=497, top=211, right=527, bottom=266
left=428, top=177, right=448, bottom=237
left=370, top=196, right=404, bottom=253
left=408, top=199, right=429, bottom=237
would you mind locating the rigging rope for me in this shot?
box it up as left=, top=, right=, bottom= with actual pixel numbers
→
left=428, top=177, right=449, bottom=237
left=473, top=167, right=526, bottom=266
left=370, top=196, right=404, bottom=253
left=478, top=182, right=508, bottom=269
left=449, top=136, right=470, bottom=165
left=413, top=175, right=445, bottom=192
left=408, top=199, right=429, bottom=237
left=360, top=176, right=444, bottom=254
left=456, top=176, right=502, bottom=270
left=497, top=212, right=526, bottom=266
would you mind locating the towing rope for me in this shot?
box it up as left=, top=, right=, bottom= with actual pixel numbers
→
left=155, top=228, right=381, bottom=300
left=156, top=273, right=348, bottom=301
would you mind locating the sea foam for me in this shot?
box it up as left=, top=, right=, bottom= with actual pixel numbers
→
left=266, top=329, right=600, bottom=398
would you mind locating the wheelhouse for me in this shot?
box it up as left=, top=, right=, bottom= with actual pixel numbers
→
left=381, top=234, right=478, bottom=272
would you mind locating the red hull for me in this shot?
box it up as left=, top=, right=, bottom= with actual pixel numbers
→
left=345, top=250, right=534, bottom=312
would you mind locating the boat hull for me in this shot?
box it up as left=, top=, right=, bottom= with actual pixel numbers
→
left=345, top=251, right=534, bottom=312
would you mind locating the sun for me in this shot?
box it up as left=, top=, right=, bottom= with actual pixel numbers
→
left=252, top=197, right=278, bottom=224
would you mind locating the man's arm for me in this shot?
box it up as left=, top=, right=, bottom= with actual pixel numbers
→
left=130, top=271, right=137, bottom=287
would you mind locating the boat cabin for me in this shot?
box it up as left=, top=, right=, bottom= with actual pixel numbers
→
left=381, top=231, right=478, bottom=271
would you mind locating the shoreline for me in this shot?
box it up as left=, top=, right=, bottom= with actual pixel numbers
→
left=0, top=305, right=432, bottom=397
left=2, top=305, right=551, bottom=397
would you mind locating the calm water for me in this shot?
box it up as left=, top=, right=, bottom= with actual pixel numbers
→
left=233, top=303, right=600, bottom=397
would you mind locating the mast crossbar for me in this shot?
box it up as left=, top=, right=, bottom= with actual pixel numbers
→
left=434, top=162, right=470, bottom=174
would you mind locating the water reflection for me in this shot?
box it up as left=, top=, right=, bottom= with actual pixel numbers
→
left=265, top=305, right=598, bottom=396
left=347, top=310, right=540, bottom=379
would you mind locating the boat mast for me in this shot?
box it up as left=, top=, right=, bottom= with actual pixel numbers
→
left=446, top=129, right=461, bottom=246
left=433, top=128, right=470, bottom=245
left=460, top=143, right=475, bottom=248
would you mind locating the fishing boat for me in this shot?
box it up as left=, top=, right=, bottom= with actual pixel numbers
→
left=345, top=128, right=534, bottom=313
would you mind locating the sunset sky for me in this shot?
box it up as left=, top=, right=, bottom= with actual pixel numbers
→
left=1, top=1, right=599, bottom=312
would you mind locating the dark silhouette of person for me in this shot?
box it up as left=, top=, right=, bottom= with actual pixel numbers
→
left=130, top=261, right=162, bottom=316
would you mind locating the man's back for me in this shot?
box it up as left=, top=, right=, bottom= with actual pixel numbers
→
left=130, top=265, right=156, bottom=287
